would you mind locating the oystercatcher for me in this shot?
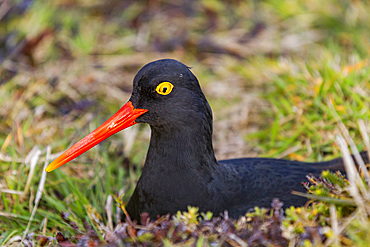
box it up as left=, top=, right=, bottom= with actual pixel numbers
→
left=46, top=59, right=367, bottom=221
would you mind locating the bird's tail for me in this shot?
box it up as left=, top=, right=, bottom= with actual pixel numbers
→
left=316, top=151, right=369, bottom=173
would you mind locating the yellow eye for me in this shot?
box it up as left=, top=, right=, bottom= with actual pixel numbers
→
left=156, top=82, right=173, bottom=95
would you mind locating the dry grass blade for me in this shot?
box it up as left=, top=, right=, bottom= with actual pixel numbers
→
left=227, top=233, right=248, bottom=247
left=0, top=150, right=63, bottom=163
left=0, top=211, right=20, bottom=218
left=276, top=144, right=301, bottom=159
left=0, top=189, right=23, bottom=195
left=23, top=146, right=42, bottom=198
left=20, top=146, right=51, bottom=246
left=329, top=100, right=370, bottom=186
left=91, top=212, right=109, bottom=232
left=327, top=205, right=340, bottom=247
left=122, top=126, right=139, bottom=155
left=105, top=195, right=113, bottom=231
left=0, top=153, right=23, bottom=163
left=42, top=217, right=48, bottom=235
left=335, top=135, right=368, bottom=216
left=358, top=119, right=370, bottom=163
left=324, top=210, right=361, bottom=247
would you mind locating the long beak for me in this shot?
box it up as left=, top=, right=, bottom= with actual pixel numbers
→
left=45, top=101, right=147, bottom=172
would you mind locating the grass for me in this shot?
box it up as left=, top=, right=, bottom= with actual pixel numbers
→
left=254, top=54, right=369, bottom=159
left=0, top=0, right=369, bottom=245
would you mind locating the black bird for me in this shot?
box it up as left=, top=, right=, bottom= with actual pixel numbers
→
left=46, top=59, right=368, bottom=221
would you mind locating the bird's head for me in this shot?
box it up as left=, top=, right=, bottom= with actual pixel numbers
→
left=45, top=59, right=211, bottom=172
left=131, top=59, right=208, bottom=129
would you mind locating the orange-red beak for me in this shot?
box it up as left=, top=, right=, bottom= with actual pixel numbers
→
left=45, top=101, right=147, bottom=172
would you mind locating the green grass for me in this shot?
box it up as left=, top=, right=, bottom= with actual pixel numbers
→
left=254, top=54, right=369, bottom=159
left=0, top=0, right=369, bottom=245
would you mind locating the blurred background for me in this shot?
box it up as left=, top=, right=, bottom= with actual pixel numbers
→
left=0, top=0, right=369, bottom=241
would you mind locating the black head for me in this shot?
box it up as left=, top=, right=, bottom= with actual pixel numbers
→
left=45, top=59, right=214, bottom=172
left=130, top=59, right=212, bottom=131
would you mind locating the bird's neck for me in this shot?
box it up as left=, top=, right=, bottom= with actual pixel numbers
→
left=144, top=124, right=218, bottom=175
left=128, top=121, right=222, bottom=219
left=144, top=94, right=218, bottom=174
left=128, top=100, right=224, bottom=218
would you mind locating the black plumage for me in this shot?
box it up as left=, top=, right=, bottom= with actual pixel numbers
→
left=46, top=58, right=368, bottom=221
left=124, top=59, right=367, bottom=221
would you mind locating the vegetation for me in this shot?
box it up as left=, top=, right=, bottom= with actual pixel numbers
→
left=0, top=0, right=369, bottom=246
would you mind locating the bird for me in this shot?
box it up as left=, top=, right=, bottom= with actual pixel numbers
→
left=45, top=59, right=368, bottom=221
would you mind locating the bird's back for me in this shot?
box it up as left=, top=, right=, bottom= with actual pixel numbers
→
left=218, top=152, right=368, bottom=218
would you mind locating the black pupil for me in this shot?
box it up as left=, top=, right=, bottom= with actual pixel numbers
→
left=163, top=87, right=167, bottom=93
